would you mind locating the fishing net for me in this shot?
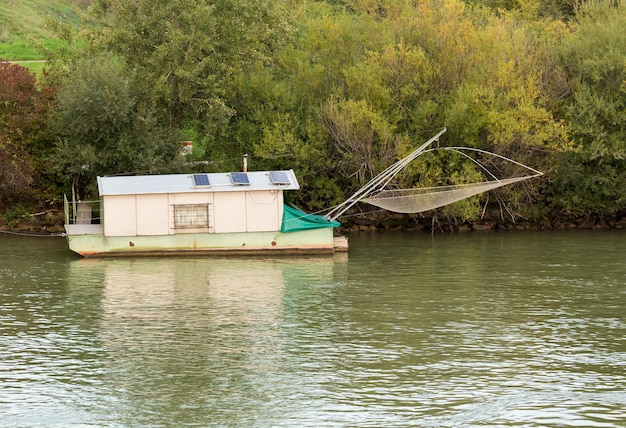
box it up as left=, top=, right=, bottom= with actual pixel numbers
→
left=361, top=175, right=539, bottom=214
left=325, top=128, right=544, bottom=221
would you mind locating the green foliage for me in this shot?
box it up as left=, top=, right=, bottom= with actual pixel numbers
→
left=0, top=134, right=34, bottom=208
left=546, top=153, right=626, bottom=216
left=462, top=0, right=574, bottom=19
left=561, top=0, right=626, bottom=160
left=319, top=98, right=398, bottom=185
left=50, top=56, right=182, bottom=199
left=546, top=0, right=626, bottom=215
left=82, top=0, right=289, bottom=135
left=0, top=203, right=31, bottom=227
left=224, top=0, right=571, bottom=219
left=253, top=113, right=345, bottom=211
left=2, top=0, right=624, bottom=226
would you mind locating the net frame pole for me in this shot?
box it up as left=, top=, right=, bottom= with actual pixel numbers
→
left=359, top=146, right=544, bottom=214
left=422, top=147, right=544, bottom=178
left=326, top=128, right=447, bottom=222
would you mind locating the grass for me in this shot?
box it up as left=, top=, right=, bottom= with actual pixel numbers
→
left=0, top=0, right=84, bottom=61
left=10, top=60, right=48, bottom=74
left=0, top=38, right=70, bottom=61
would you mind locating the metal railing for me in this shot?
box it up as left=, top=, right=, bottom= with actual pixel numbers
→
left=64, top=195, right=101, bottom=225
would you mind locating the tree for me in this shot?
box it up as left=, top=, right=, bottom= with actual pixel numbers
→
left=0, top=62, right=54, bottom=209
left=319, top=98, right=398, bottom=185
left=545, top=0, right=626, bottom=217
left=225, top=0, right=571, bottom=221
left=82, top=0, right=290, bottom=143
left=562, top=0, right=626, bottom=161
left=50, top=56, right=181, bottom=199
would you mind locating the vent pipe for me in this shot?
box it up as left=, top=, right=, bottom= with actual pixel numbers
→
left=243, top=154, right=248, bottom=172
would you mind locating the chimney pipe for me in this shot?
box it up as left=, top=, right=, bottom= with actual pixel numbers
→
left=243, top=154, right=248, bottom=172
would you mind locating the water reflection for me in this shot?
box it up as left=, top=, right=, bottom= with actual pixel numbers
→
left=1, top=231, right=625, bottom=427
left=68, top=255, right=349, bottom=427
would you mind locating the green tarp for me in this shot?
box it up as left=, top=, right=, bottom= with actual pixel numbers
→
left=281, top=205, right=340, bottom=233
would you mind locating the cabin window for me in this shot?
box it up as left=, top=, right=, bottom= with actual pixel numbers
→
left=173, top=204, right=210, bottom=228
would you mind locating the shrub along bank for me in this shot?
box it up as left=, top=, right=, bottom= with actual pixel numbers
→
left=1, top=0, right=625, bottom=230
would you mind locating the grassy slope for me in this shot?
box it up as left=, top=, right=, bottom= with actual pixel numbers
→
left=0, top=0, right=85, bottom=61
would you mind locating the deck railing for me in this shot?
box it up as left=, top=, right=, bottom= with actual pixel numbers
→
left=64, top=195, right=101, bottom=225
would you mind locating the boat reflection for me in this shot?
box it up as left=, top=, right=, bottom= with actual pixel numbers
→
left=68, top=254, right=348, bottom=330
left=66, top=254, right=348, bottom=422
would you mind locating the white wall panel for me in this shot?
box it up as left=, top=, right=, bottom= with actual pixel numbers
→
left=136, top=194, right=169, bottom=235
left=103, top=195, right=137, bottom=237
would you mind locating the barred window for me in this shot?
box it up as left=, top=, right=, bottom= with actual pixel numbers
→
left=173, top=204, right=210, bottom=228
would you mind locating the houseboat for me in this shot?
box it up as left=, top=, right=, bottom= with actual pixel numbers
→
left=64, top=169, right=347, bottom=257
left=64, top=129, right=544, bottom=257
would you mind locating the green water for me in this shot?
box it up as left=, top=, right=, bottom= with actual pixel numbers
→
left=1, top=230, right=625, bottom=427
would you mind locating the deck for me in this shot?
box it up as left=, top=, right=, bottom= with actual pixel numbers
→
left=65, top=224, right=103, bottom=236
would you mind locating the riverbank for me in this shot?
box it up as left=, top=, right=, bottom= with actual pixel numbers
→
left=0, top=209, right=66, bottom=236
left=336, top=211, right=626, bottom=233
left=3, top=208, right=626, bottom=236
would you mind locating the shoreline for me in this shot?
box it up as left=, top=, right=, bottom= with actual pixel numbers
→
left=2, top=209, right=626, bottom=236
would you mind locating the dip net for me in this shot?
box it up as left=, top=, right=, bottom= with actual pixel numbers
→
left=325, top=128, right=543, bottom=221
left=361, top=176, right=540, bottom=214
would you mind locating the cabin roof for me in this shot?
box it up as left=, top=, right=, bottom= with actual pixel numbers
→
left=97, top=170, right=300, bottom=196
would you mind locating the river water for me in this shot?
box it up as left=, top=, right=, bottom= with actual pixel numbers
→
left=1, top=230, right=625, bottom=427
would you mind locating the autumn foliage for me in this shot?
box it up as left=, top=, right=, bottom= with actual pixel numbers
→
left=0, top=62, right=55, bottom=209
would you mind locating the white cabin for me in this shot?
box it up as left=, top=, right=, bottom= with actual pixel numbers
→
left=96, top=170, right=299, bottom=237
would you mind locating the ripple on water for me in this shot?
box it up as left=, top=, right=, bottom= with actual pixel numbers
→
left=1, top=232, right=626, bottom=427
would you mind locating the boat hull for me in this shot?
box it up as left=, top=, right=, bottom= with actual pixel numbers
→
left=65, top=225, right=347, bottom=257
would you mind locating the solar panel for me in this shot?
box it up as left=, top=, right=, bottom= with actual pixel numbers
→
left=192, top=174, right=210, bottom=187
left=269, top=171, right=290, bottom=185
left=230, top=172, right=250, bottom=185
